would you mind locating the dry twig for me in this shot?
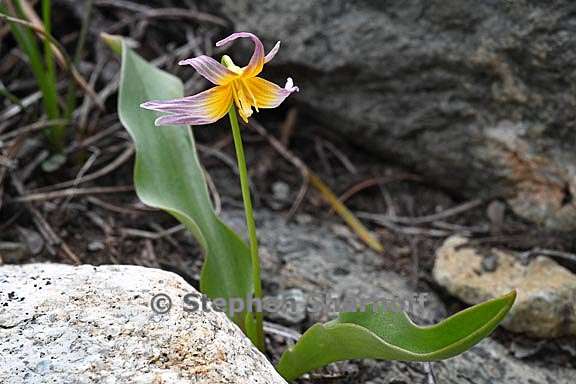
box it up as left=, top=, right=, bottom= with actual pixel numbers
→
left=120, top=224, right=185, bottom=240
left=357, top=199, right=483, bottom=226
left=85, top=196, right=151, bottom=215
left=320, top=138, right=358, bottom=175
left=0, top=119, right=68, bottom=141
left=263, top=321, right=302, bottom=341
left=13, top=185, right=133, bottom=203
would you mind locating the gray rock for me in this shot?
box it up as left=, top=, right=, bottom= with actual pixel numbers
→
left=0, top=264, right=286, bottom=384
left=17, top=226, right=44, bottom=255
left=265, top=288, right=307, bottom=326
left=269, top=181, right=292, bottom=210
left=218, top=0, right=576, bottom=229
left=87, top=241, right=105, bottom=252
left=433, top=236, right=576, bottom=338
left=272, top=181, right=290, bottom=202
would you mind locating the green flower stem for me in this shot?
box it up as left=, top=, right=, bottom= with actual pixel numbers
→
left=227, top=105, right=264, bottom=351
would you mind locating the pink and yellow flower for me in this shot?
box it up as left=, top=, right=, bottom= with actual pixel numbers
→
left=140, top=32, right=298, bottom=125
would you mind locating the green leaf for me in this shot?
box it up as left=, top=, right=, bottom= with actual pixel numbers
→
left=116, top=40, right=255, bottom=332
left=276, top=291, right=516, bottom=381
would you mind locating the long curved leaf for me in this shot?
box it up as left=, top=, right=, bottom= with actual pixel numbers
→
left=116, top=39, right=255, bottom=331
left=277, top=291, right=516, bottom=381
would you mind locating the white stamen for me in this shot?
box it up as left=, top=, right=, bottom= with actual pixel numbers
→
left=284, top=77, right=299, bottom=92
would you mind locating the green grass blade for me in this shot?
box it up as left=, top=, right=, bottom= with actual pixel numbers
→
left=1, top=1, right=62, bottom=149
left=1, top=3, right=44, bottom=83
left=115, top=40, right=256, bottom=333
left=40, top=0, right=64, bottom=147
left=277, top=291, right=516, bottom=381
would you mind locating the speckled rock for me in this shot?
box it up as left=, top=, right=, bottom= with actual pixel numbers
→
left=0, top=264, right=287, bottom=384
left=218, top=0, right=576, bottom=230
left=433, top=236, right=576, bottom=338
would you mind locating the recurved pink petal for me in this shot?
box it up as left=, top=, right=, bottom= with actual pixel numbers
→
left=178, top=55, right=238, bottom=85
left=216, top=32, right=266, bottom=78
left=265, top=41, right=281, bottom=63
left=140, top=85, right=232, bottom=126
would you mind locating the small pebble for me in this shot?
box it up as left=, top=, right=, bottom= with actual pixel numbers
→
left=272, top=181, right=290, bottom=202
left=87, top=241, right=105, bottom=252
left=482, top=254, right=499, bottom=272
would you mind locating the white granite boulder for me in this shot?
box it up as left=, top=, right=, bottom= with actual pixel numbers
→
left=0, top=264, right=286, bottom=384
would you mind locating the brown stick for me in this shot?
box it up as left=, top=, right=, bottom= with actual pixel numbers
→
left=85, top=196, right=151, bottom=215
left=357, top=199, right=483, bottom=226
left=120, top=224, right=185, bottom=240
left=13, top=186, right=134, bottom=203
left=0, top=119, right=68, bottom=141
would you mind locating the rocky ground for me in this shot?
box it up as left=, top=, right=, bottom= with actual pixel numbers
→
left=235, top=209, right=576, bottom=383
left=1, top=1, right=576, bottom=383
left=2, top=209, right=575, bottom=383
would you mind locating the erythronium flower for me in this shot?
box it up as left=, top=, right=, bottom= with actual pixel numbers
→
left=140, top=32, right=299, bottom=352
left=140, top=32, right=299, bottom=125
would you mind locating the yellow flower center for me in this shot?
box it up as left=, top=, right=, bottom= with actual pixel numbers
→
left=221, top=55, right=259, bottom=122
